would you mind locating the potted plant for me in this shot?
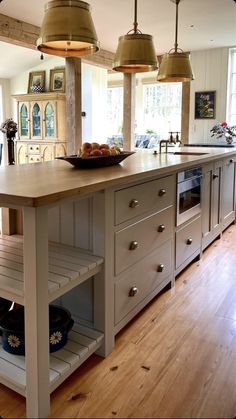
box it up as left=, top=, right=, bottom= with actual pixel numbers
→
left=210, top=121, right=236, bottom=144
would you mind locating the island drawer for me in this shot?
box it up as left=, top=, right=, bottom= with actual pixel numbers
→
left=114, top=174, right=175, bottom=225
left=115, top=205, right=173, bottom=275
left=115, top=240, right=172, bottom=325
left=176, top=216, right=201, bottom=269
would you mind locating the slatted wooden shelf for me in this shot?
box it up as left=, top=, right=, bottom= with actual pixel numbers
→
left=0, top=322, right=104, bottom=396
left=0, top=235, right=104, bottom=305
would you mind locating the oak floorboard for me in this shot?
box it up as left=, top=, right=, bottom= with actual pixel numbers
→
left=1, top=225, right=236, bottom=418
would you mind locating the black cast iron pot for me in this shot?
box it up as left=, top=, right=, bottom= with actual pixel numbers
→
left=0, top=304, right=74, bottom=355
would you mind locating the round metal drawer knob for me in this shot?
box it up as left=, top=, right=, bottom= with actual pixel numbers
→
left=186, top=238, right=193, bottom=245
left=129, top=286, right=138, bottom=297
left=129, top=199, right=139, bottom=208
left=213, top=174, right=219, bottom=179
left=158, top=189, right=166, bottom=197
left=129, top=240, right=139, bottom=250
left=158, top=224, right=165, bottom=233
left=157, top=264, right=165, bottom=272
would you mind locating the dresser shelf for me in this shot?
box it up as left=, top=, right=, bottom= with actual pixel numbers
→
left=0, top=235, right=103, bottom=305
left=0, top=323, right=104, bottom=396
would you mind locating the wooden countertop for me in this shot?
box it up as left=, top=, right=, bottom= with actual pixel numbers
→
left=0, top=147, right=235, bottom=208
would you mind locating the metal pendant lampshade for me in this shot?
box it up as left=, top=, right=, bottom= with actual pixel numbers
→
left=113, top=0, right=158, bottom=73
left=37, top=0, right=99, bottom=57
left=157, top=0, right=194, bottom=82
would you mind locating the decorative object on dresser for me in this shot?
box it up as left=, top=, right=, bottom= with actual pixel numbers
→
left=50, top=68, right=66, bottom=92
left=194, top=90, right=216, bottom=119
left=0, top=118, right=17, bottom=165
left=28, top=70, right=46, bottom=93
left=210, top=121, right=236, bottom=144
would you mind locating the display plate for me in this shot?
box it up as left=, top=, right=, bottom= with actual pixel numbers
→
left=56, top=151, right=135, bottom=168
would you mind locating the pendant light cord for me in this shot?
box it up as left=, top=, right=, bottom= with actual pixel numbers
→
left=134, top=0, right=138, bottom=33
left=174, top=0, right=180, bottom=52
left=127, top=0, right=142, bottom=34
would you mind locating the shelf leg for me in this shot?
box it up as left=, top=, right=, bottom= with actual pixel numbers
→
left=23, top=206, right=50, bottom=418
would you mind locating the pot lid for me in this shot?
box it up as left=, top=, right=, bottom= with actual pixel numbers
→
left=0, top=298, right=12, bottom=321
left=0, top=304, right=71, bottom=333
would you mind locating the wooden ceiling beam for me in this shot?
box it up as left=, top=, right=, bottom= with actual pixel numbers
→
left=0, top=13, right=114, bottom=69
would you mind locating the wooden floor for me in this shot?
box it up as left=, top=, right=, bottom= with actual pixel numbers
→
left=1, top=225, right=236, bottom=418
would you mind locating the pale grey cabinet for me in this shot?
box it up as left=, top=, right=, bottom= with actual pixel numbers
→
left=175, top=215, right=201, bottom=275
left=202, top=160, right=222, bottom=250
left=221, top=156, right=236, bottom=231
left=113, top=174, right=175, bottom=333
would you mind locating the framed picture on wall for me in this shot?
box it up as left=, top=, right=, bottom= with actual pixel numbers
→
left=50, top=68, right=66, bottom=92
left=194, top=90, right=216, bottom=119
left=28, top=71, right=46, bottom=93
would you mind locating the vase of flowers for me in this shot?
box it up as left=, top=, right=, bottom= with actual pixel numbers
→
left=210, top=121, right=236, bottom=144
left=0, top=118, right=18, bottom=165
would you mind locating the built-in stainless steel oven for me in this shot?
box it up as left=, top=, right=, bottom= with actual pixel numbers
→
left=177, top=167, right=202, bottom=226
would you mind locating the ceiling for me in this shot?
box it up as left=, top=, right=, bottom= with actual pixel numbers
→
left=0, top=0, right=236, bottom=78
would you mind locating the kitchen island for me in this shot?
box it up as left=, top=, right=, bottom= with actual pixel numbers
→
left=0, top=146, right=235, bottom=418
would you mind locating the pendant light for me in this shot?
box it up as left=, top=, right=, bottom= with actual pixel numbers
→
left=157, top=0, right=194, bottom=82
left=112, top=0, right=158, bottom=73
left=37, top=0, right=99, bottom=57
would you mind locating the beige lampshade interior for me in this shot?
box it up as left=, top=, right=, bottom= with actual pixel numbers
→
left=113, top=34, right=158, bottom=73
left=157, top=52, right=194, bottom=82
left=37, top=0, right=99, bottom=57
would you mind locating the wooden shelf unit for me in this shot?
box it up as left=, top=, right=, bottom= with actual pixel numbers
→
left=0, top=323, right=104, bottom=396
left=0, top=235, right=103, bottom=305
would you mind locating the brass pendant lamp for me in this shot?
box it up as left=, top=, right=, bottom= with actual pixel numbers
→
left=157, top=0, right=194, bottom=82
left=112, top=0, right=158, bottom=73
left=37, top=0, right=99, bottom=57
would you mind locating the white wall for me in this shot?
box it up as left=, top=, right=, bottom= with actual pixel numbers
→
left=82, top=63, right=107, bottom=141
left=189, top=47, right=229, bottom=143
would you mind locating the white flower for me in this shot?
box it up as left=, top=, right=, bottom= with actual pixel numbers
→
left=8, top=334, right=21, bottom=348
left=50, top=331, right=62, bottom=345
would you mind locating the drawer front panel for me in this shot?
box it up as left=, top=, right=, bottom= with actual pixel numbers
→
left=115, top=175, right=175, bottom=225
left=28, top=144, right=40, bottom=154
left=28, top=154, right=42, bottom=163
left=176, top=216, right=201, bottom=269
left=115, top=206, right=173, bottom=275
left=115, top=241, right=172, bottom=324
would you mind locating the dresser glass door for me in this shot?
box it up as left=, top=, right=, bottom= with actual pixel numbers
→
left=32, top=103, right=41, bottom=137
left=45, top=103, right=55, bottom=137
left=20, top=104, right=29, bottom=137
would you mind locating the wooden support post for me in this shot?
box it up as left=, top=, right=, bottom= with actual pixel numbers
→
left=181, top=82, right=190, bottom=144
left=23, top=206, right=50, bottom=418
left=65, top=57, right=82, bottom=154
left=123, top=73, right=136, bottom=151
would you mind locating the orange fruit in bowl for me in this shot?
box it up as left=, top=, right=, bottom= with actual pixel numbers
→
left=90, top=149, right=102, bottom=157
left=100, top=148, right=111, bottom=156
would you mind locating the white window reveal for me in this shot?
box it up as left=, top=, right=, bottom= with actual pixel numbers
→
left=143, top=82, right=182, bottom=138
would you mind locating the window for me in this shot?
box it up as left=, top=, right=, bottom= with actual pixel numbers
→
left=227, top=48, right=236, bottom=125
left=107, top=87, right=123, bottom=136
left=143, top=82, right=182, bottom=137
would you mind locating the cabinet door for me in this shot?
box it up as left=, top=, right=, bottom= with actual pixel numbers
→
left=211, top=160, right=222, bottom=232
left=41, top=144, right=54, bottom=161
left=19, top=102, right=30, bottom=139
left=30, top=102, right=42, bottom=139
left=202, top=160, right=222, bottom=249
left=43, top=101, right=57, bottom=140
left=221, top=156, right=236, bottom=229
left=16, top=143, right=28, bottom=164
